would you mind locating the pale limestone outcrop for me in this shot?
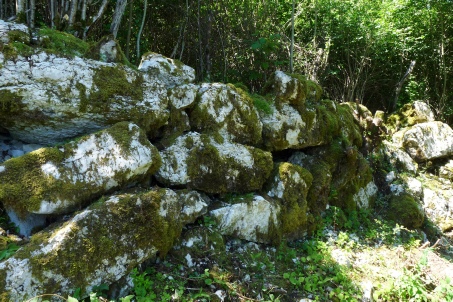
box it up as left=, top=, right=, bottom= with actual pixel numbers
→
left=0, top=188, right=208, bottom=301
left=210, top=195, right=280, bottom=243
left=190, top=83, right=262, bottom=145
left=138, top=52, right=195, bottom=87
left=156, top=132, right=273, bottom=194
left=0, top=122, right=161, bottom=235
left=0, top=51, right=172, bottom=144
left=400, top=121, right=453, bottom=162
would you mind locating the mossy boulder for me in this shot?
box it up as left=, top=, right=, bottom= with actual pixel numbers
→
left=156, top=132, right=273, bottom=194
left=421, top=175, right=453, bottom=234
left=399, top=121, right=453, bottom=162
left=265, top=162, right=313, bottom=239
left=138, top=52, right=195, bottom=87
left=386, top=101, right=435, bottom=132
left=302, top=138, right=376, bottom=212
left=289, top=152, right=333, bottom=217
left=387, top=193, right=424, bottom=229
left=0, top=122, right=161, bottom=235
left=190, top=83, right=263, bottom=146
left=0, top=51, right=170, bottom=144
left=85, top=35, right=129, bottom=64
left=0, top=188, right=209, bottom=301
left=265, top=71, right=322, bottom=108
left=210, top=195, right=280, bottom=244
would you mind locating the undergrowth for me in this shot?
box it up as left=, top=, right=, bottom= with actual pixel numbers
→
left=17, top=205, right=453, bottom=302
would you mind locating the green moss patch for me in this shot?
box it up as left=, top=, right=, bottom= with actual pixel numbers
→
left=387, top=193, right=424, bottom=229
left=39, top=28, right=89, bottom=58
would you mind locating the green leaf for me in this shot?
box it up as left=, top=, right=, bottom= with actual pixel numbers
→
left=119, top=295, right=135, bottom=302
left=67, top=296, right=79, bottom=302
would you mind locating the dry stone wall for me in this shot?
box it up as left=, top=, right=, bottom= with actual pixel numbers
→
left=3, top=21, right=453, bottom=299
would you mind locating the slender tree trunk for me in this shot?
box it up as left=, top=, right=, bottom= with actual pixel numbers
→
left=197, top=0, right=204, bottom=80
left=68, top=0, right=78, bottom=27
left=125, top=0, right=133, bottom=60
left=393, top=60, right=416, bottom=111
left=50, top=0, right=55, bottom=27
left=289, top=0, right=294, bottom=73
left=81, top=0, right=87, bottom=21
left=16, top=0, right=25, bottom=14
left=110, top=0, right=128, bottom=38
left=136, top=0, right=147, bottom=61
left=29, top=0, right=35, bottom=29
left=83, top=0, right=108, bottom=40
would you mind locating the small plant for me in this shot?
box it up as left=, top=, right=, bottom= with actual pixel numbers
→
left=0, top=243, right=19, bottom=260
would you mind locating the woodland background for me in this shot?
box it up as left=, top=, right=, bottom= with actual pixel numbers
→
left=2, top=0, right=452, bottom=121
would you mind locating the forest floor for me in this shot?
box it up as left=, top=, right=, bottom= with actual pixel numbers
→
left=124, top=207, right=453, bottom=302
left=1, top=206, right=453, bottom=301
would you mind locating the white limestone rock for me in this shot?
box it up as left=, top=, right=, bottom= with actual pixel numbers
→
left=210, top=195, right=280, bottom=243
left=0, top=122, right=161, bottom=235
left=353, top=181, right=378, bottom=209
left=0, top=51, right=170, bottom=144
left=190, top=83, right=263, bottom=145
left=0, top=20, right=29, bottom=43
left=401, top=121, right=453, bottom=162
left=138, top=52, right=195, bottom=87
left=0, top=188, right=208, bottom=301
left=168, top=84, right=199, bottom=110
left=382, top=141, right=418, bottom=173
left=439, top=160, right=453, bottom=181
left=156, top=132, right=273, bottom=194
left=421, top=175, right=453, bottom=234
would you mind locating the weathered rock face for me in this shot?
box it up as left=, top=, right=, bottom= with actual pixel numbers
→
left=0, top=122, right=161, bottom=235
left=396, top=121, right=453, bottom=162
left=156, top=132, right=273, bottom=193
left=0, top=188, right=208, bottom=301
left=190, top=83, right=263, bottom=145
left=138, top=52, right=195, bottom=87
left=265, top=162, right=312, bottom=239
left=210, top=195, right=280, bottom=244
left=387, top=100, right=435, bottom=132
left=0, top=44, right=200, bottom=145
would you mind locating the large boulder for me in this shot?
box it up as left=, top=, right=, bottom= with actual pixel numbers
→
left=210, top=195, right=280, bottom=244
left=260, top=98, right=361, bottom=152
left=387, top=101, right=435, bottom=132
left=0, top=188, right=209, bottom=301
left=156, top=132, right=273, bottom=194
left=0, top=51, right=170, bottom=144
left=265, top=162, right=313, bottom=239
left=397, top=121, right=453, bottom=162
left=190, top=83, right=262, bottom=145
left=0, top=122, right=161, bottom=235
left=138, top=52, right=195, bottom=87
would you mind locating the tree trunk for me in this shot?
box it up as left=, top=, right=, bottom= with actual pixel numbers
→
left=136, top=0, right=147, bottom=61
left=125, top=0, right=133, bottom=60
left=110, top=0, right=128, bottom=38
left=16, top=0, right=25, bottom=14
left=29, top=0, right=35, bottom=29
left=393, top=60, right=416, bottom=111
left=83, top=0, right=108, bottom=40
left=81, top=0, right=87, bottom=21
left=289, top=0, right=294, bottom=73
left=68, top=0, right=78, bottom=27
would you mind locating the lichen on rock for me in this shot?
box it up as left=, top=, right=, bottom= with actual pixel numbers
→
left=0, top=122, right=161, bottom=235
left=210, top=195, right=280, bottom=244
left=265, top=162, right=313, bottom=239
left=190, top=83, right=263, bottom=146
left=0, top=187, right=208, bottom=301
left=156, top=132, right=273, bottom=193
